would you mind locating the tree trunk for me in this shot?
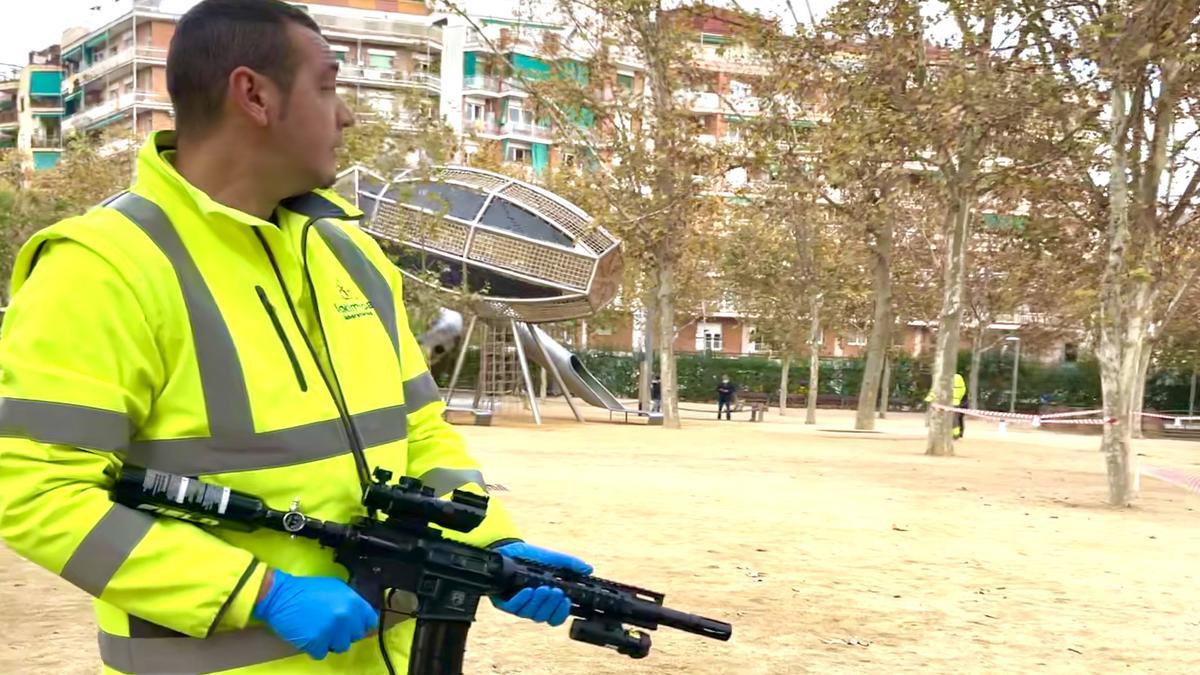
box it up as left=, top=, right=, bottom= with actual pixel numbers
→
left=655, top=259, right=681, bottom=429
left=806, top=294, right=821, bottom=425
left=1097, top=83, right=1138, bottom=506
left=968, top=330, right=984, bottom=412
left=926, top=185, right=974, bottom=457
left=1131, top=343, right=1152, bottom=439
left=855, top=219, right=894, bottom=431
left=779, top=353, right=791, bottom=416
left=878, top=354, right=891, bottom=419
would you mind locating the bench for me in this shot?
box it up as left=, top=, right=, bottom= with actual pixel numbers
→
left=739, top=392, right=769, bottom=422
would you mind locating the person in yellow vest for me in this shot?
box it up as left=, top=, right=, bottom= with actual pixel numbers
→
left=924, top=373, right=968, bottom=439
left=0, top=2, right=588, bottom=672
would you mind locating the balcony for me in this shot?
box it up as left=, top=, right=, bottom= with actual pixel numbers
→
left=314, top=13, right=442, bottom=46
left=30, top=130, right=63, bottom=149
left=337, top=65, right=441, bottom=91
left=0, top=109, right=16, bottom=128
left=463, top=75, right=501, bottom=93
left=63, top=90, right=171, bottom=132
left=501, top=121, right=554, bottom=141
left=463, top=115, right=500, bottom=136
left=76, top=46, right=168, bottom=83
left=677, top=90, right=761, bottom=116
left=464, top=30, right=555, bottom=58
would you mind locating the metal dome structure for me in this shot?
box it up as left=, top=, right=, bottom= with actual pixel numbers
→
left=333, top=165, right=623, bottom=324
left=332, top=164, right=658, bottom=426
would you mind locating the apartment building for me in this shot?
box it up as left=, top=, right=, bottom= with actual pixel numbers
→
left=59, top=1, right=176, bottom=140
left=447, top=18, right=568, bottom=172
left=669, top=5, right=773, bottom=150
left=303, top=1, right=443, bottom=131
left=0, top=46, right=65, bottom=172
left=0, top=78, right=16, bottom=152
left=55, top=0, right=443, bottom=141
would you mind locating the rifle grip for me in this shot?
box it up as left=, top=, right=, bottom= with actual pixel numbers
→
left=349, top=570, right=385, bottom=612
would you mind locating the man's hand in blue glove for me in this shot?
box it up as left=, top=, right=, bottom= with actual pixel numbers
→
left=253, top=569, right=379, bottom=660
left=491, top=542, right=592, bottom=627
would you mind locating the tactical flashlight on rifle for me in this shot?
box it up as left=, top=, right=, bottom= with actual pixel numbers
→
left=109, top=465, right=732, bottom=675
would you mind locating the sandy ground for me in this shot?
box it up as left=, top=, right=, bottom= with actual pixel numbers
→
left=3, top=401, right=1200, bottom=674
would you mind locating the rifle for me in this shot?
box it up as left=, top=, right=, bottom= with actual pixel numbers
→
left=108, top=464, right=732, bottom=675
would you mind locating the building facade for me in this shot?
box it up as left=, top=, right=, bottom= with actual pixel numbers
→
left=1, top=45, right=65, bottom=172
left=59, top=2, right=176, bottom=141
left=55, top=0, right=444, bottom=143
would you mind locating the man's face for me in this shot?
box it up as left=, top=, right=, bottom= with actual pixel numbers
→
left=269, top=24, right=353, bottom=192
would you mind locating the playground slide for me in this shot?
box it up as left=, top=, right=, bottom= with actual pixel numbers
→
left=513, top=323, right=662, bottom=423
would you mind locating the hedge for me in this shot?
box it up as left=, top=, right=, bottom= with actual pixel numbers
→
left=431, top=347, right=1196, bottom=413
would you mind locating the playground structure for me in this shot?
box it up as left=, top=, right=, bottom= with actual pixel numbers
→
left=333, top=165, right=661, bottom=425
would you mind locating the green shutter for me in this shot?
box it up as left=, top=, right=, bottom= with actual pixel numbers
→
left=463, top=52, right=478, bottom=77
left=30, top=71, right=62, bottom=96
left=33, top=151, right=60, bottom=170
left=511, top=54, right=550, bottom=80
left=618, top=74, right=634, bottom=90
left=532, top=143, right=549, bottom=173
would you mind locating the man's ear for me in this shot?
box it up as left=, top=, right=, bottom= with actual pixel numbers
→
left=227, top=66, right=273, bottom=128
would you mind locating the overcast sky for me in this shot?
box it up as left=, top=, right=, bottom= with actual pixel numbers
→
left=0, top=0, right=839, bottom=70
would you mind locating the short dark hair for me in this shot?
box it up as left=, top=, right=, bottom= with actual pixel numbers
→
left=167, top=0, right=322, bottom=136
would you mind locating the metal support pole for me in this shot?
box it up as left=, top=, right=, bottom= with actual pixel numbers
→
left=1009, top=339, right=1021, bottom=414
left=1189, top=363, right=1197, bottom=418
left=510, top=319, right=541, bottom=425
left=444, top=314, right=476, bottom=405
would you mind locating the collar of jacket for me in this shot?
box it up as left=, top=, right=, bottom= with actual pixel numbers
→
left=127, top=130, right=364, bottom=228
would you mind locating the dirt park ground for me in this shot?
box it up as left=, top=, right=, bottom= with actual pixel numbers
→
left=2, top=401, right=1199, bottom=674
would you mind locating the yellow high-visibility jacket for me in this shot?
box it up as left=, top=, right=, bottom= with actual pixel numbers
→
left=0, top=131, right=520, bottom=674
left=924, top=374, right=968, bottom=406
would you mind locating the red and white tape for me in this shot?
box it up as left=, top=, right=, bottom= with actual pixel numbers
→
left=1138, top=412, right=1200, bottom=427
left=930, top=404, right=1117, bottom=427
left=1141, top=464, right=1200, bottom=496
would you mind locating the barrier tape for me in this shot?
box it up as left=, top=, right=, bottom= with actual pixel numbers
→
left=930, top=404, right=1117, bottom=427
left=1138, top=412, right=1200, bottom=428
left=1141, top=464, right=1200, bottom=496
left=1041, top=409, right=1105, bottom=419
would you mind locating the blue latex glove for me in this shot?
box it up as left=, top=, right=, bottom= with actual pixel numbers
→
left=491, top=542, right=592, bottom=627
left=253, top=569, right=379, bottom=660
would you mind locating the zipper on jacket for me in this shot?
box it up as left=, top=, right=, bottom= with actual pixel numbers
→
left=255, top=286, right=307, bottom=392
left=254, top=227, right=373, bottom=488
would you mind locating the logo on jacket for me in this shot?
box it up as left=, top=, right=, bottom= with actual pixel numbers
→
left=335, top=280, right=374, bottom=321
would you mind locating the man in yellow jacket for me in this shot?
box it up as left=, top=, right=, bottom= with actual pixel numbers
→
left=0, top=1, right=588, bottom=672
left=925, top=373, right=968, bottom=439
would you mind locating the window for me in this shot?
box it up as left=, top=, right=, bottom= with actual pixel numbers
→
left=561, top=151, right=577, bottom=167
left=368, top=50, right=395, bottom=71
left=749, top=328, right=766, bottom=353
left=1064, top=343, right=1078, bottom=363
left=847, top=332, right=867, bottom=346
left=504, top=143, right=532, bottom=164
left=729, top=79, right=753, bottom=99
left=331, top=45, right=349, bottom=63
left=696, top=323, right=723, bottom=352
left=507, top=106, right=532, bottom=126
left=465, top=101, right=485, bottom=121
